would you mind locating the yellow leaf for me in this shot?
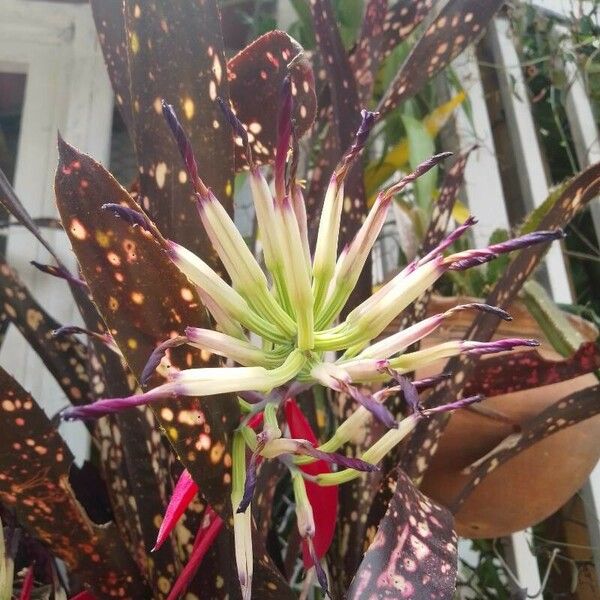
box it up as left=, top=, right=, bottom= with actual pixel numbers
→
left=365, top=91, right=466, bottom=205
left=451, top=199, right=471, bottom=224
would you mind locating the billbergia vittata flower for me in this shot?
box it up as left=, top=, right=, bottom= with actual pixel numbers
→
left=62, top=77, right=563, bottom=597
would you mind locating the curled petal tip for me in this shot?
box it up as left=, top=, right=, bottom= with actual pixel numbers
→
left=217, top=97, right=253, bottom=164
left=141, top=336, right=188, bottom=385
left=102, top=203, right=152, bottom=232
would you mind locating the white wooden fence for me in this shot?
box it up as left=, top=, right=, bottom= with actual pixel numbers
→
left=1, top=0, right=599, bottom=596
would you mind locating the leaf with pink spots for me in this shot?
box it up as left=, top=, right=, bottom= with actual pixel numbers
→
left=462, top=342, right=600, bottom=398
left=351, top=0, right=435, bottom=102
left=227, top=30, right=317, bottom=167
left=378, top=0, right=504, bottom=117
left=0, top=367, right=148, bottom=598
left=90, top=3, right=316, bottom=170
left=348, top=467, right=458, bottom=599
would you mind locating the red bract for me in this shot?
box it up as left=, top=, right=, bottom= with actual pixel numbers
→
left=166, top=510, right=224, bottom=600
left=153, top=470, right=198, bottom=552
left=70, top=592, right=97, bottom=600
left=19, top=565, right=34, bottom=600
left=284, top=398, right=338, bottom=568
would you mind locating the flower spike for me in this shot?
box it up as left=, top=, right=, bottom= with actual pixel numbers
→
left=52, top=325, right=121, bottom=355
left=275, top=75, right=293, bottom=201
left=141, top=335, right=189, bottom=385
left=153, top=469, right=198, bottom=552
left=161, top=100, right=204, bottom=195
left=446, top=229, right=564, bottom=271
left=312, top=109, right=378, bottom=314
left=216, top=97, right=254, bottom=167
left=334, top=109, right=379, bottom=183
left=30, top=261, right=87, bottom=287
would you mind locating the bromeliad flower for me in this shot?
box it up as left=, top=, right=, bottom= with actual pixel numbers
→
left=61, top=76, right=564, bottom=597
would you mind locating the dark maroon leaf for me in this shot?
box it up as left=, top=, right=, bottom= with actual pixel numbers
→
left=0, top=257, right=91, bottom=407
left=90, top=0, right=133, bottom=131
left=348, top=467, right=458, bottom=599
left=309, top=0, right=360, bottom=150
left=122, top=0, right=234, bottom=264
left=378, top=0, right=504, bottom=117
left=450, top=383, right=600, bottom=511
left=0, top=367, right=148, bottom=598
left=54, top=139, right=293, bottom=597
left=227, top=30, right=317, bottom=166
left=351, top=0, right=435, bottom=102
left=91, top=3, right=316, bottom=168
left=463, top=342, right=600, bottom=398
left=399, top=160, right=600, bottom=483
left=54, top=137, right=239, bottom=515
left=0, top=168, right=62, bottom=266
left=307, top=1, right=371, bottom=309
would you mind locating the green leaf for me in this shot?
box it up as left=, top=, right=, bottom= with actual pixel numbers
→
left=401, top=114, right=437, bottom=212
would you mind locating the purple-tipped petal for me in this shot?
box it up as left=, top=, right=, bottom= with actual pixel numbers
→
left=413, top=373, right=452, bottom=391
left=153, top=469, right=199, bottom=551
left=307, top=537, right=329, bottom=596
left=381, top=152, right=453, bottom=202
left=30, top=261, right=87, bottom=287
left=462, top=338, right=540, bottom=356
left=141, top=335, right=189, bottom=385
left=299, top=442, right=379, bottom=472
left=61, top=386, right=175, bottom=420
left=275, top=76, right=293, bottom=200
left=446, top=249, right=498, bottom=271
left=336, top=380, right=398, bottom=429
left=396, top=375, right=421, bottom=414
left=237, top=453, right=261, bottom=514
left=489, top=229, right=565, bottom=254
left=379, top=368, right=421, bottom=413
left=217, top=97, right=253, bottom=165
left=52, top=325, right=119, bottom=354
left=416, top=215, right=478, bottom=268
left=422, top=394, right=484, bottom=416
left=335, top=109, right=379, bottom=182
left=447, top=229, right=564, bottom=271
left=161, top=101, right=206, bottom=196
left=446, top=303, right=512, bottom=321
left=101, top=203, right=153, bottom=231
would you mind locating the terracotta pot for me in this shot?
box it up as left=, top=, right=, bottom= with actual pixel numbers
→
left=400, top=296, right=599, bottom=539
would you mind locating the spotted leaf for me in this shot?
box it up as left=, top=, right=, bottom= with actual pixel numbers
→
left=450, top=383, right=600, bottom=511
left=348, top=467, right=458, bottom=599
left=351, top=0, right=435, bottom=102
left=91, top=3, right=315, bottom=168
left=121, top=0, right=234, bottom=265
left=463, top=342, right=600, bottom=398
left=0, top=367, right=148, bottom=598
left=54, top=137, right=239, bottom=515
left=0, top=169, right=62, bottom=266
left=378, top=0, right=504, bottom=117
left=90, top=0, right=133, bottom=132
left=307, top=0, right=370, bottom=309
left=227, top=30, right=317, bottom=166
left=0, top=256, right=91, bottom=407
left=399, top=160, right=600, bottom=483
